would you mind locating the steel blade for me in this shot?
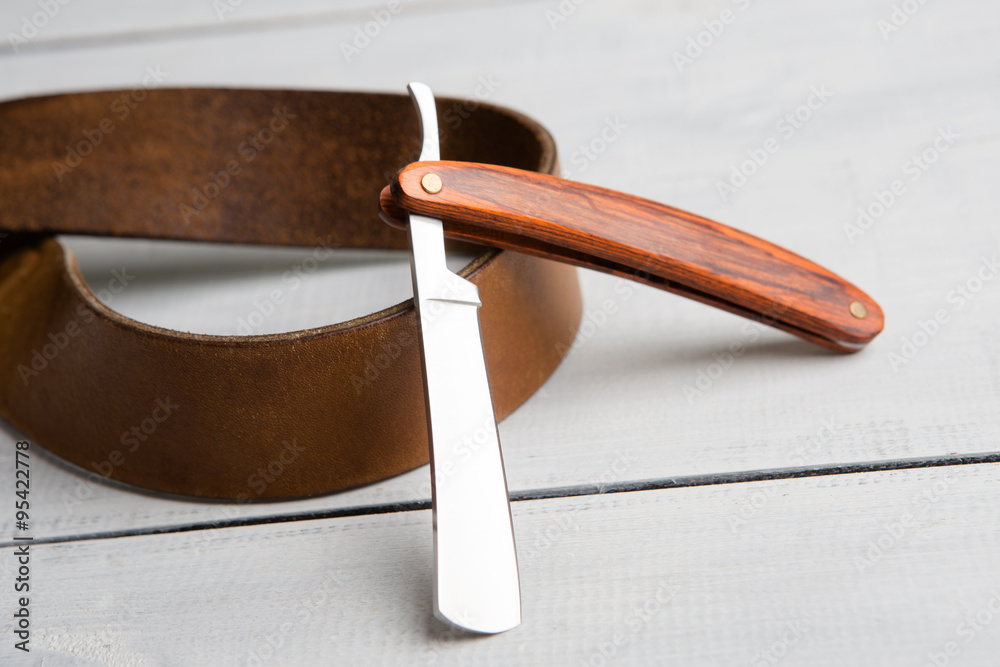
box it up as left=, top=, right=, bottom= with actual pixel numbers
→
left=405, top=82, right=521, bottom=634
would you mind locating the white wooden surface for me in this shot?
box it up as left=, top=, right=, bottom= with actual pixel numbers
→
left=1, top=0, right=999, bottom=664
left=5, top=465, right=1000, bottom=666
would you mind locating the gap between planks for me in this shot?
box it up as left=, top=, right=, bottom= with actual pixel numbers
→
left=4, top=450, right=997, bottom=549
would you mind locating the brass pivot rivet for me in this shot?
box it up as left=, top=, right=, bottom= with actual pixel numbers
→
left=849, top=301, right=868, bottom=319
left=421, top=173, right=443, bottom=194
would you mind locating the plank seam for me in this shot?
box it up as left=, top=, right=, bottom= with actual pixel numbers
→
left=3, top=451, right=998, bottom=548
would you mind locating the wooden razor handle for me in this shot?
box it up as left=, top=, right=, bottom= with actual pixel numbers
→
left=380, top=161, right=884, bottom=352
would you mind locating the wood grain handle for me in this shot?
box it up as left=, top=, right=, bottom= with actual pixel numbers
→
left=381, top=161, right=884, bottom=352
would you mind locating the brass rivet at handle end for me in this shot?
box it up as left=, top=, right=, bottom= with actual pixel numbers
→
left=421, top=173, right=443, bottom=194
left=849, top=301, right=868, bottom=319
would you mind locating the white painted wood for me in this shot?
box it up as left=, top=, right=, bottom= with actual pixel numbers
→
left=1, top=0, right=999, bottom=541
left=0, top=2, right=998, bottom=662
left=0, top=0, right=524, bottom=51
left=3, top=464, right=999, bottom=666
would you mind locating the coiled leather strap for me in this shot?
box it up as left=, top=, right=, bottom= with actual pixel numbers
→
left=0, top=89, right=582, bottom=499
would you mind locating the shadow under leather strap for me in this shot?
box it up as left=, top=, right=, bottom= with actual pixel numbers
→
left=0, top=89, right=582, bottom=500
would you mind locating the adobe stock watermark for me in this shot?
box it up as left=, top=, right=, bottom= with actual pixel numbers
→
left=244, top=570, right=346, bottom=666
left=340, top=0, right=412, bottom=62
left=878, top=0, right=933, bottom=40
left=11, top=439, right=32, bottom=653
left=440, top=76, right=502, bottom=130
left=381, top=75, right=502, bottom=185
left=350, top=256, right=500, bottom=396
left=853, top=474, right=957, bottom=573
left=672, top=0, right=755, bottom=72
left=715, top=85, right=834, bottom=202
left=560, top=117, right=628, bottom=178
left=922, top=589, right=1000, bottom=667
left=213, top=0, right=243, bottom=21
left=349, top=327, right=417, bottom=396
left=234, top=235, right=340, bottom=334
left=17, top=268, right=135, bottom=386
left=185, top=438, right=306, bottom=553
left=349, top=271, right=471, bottom=397
left=728, top=418, right=842, bottom=533
left=843, top=127, right=958, bottom=244
left=887, top=254, right=998, bottom=372
left=596, top=449, right=638, bottom=491
left=545, top=0, right=589, bottom=31
left=412, top=414, right=501, bottom=499
left=61, top=396, right=179, bottom=514
left=51, top=66, right=170, bottom=182
left=750, top=621, right=808, bottom=667
left=556, top=271, right=648, bottom=354
left=179, top=106, right=295, bottom=223
left=246, top=439, right=306, bottom=497
left=579, top=579, right=677, bottom=667
left=6, top=0, right=73, bottom=53
left=682, top=306, right=787, bottom=404
left=520, top=514, right=581, bottom=562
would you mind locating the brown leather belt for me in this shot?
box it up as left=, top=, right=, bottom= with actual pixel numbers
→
left=0, top=87, right=884, bottom=502
left=0, top=88, right=583, bottom=499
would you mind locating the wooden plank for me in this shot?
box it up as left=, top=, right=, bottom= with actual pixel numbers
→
left=0, top=0, right=998, bottom=541
left=3, top=464, right=999, bottom=665
left=0, top=0, right=527, bottom=52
